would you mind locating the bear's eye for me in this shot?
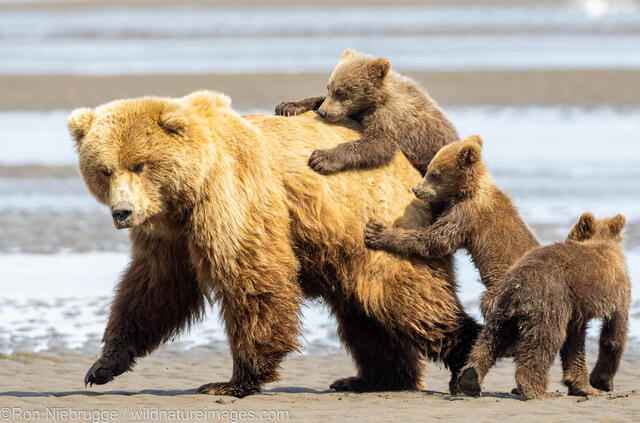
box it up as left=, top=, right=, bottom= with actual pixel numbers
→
left=133, top=162, right=145, bottom=173
left=429, top=171, right=440, bottom=181
left=100, top=169, right=111, bottom=177
left=334, top=88, right=347, bottom=100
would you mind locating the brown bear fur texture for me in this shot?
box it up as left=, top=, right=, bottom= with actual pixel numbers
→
left=68, top=91, right=479, bottom=397
left=458, top=213, right=630, bottom=399
left=363, top=135, right=540, bottom=312
left=274, top=48, right=459, bottom=176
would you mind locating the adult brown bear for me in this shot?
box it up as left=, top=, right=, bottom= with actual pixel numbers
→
left=68, top=90, right=479, bottom=397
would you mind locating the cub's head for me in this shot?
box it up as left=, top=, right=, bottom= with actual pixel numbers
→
left=68, top=90, right=231, bottom=230
left=412, top=135, right=484, bottom=203
left=567, top=212, right=626, bottom=243
left=317, top=48, right=391, bottom=123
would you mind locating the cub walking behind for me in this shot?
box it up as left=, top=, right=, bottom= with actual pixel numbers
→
left=275, top=48, right=458, bottom=176
left=458, top=212, right=630, bottom=399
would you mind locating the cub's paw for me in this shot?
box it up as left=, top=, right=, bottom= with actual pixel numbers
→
left=568, top=384, right=604, bottom=397
left=308, top=149, right=342, bottom=175
left=363, top=221, right=390, bottom=250
left=589, top=374, right=614, bottom=392
left=330, top=376, right=377, bottom=393
left=275, top=101, right=310, bottom=117
left=84, top=351, right=131, bottom=387
left=457, top=367, right=482, bottom=398
left=197, top=382, right=260, bottom=398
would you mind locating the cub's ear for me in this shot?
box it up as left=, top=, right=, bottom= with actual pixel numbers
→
left=184, top=90, right=231, bottom=110
left=568, top=212, right=596, bottom=241
left=466, top=134, right=484, bottom=148
left=159, top=111, right=187, bottom=136
left=609, top=214, right=626, bottom=236
left=341, top=48, right=357, bottom=59
left=370, top=57, right=391, bottom=79
left=458, top=142, right=481, bottom=168
left=67, top=108, right=95, bottom=147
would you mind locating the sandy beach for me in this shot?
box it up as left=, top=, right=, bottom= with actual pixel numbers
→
left=2, top=70, right=639, bottom=111
left=1, top=350, right=639, bottom=422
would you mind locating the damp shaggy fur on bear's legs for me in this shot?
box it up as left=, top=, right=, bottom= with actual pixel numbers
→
left=590, top=311, right=628, bottom=392
left=86, top=234, right=207, bottom=387
left=560, top=320, right=603, bottom=396
left=329, top=298, right=425, bottom=392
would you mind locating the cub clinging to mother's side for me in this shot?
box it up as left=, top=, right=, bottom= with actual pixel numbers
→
left=275, top=48, right=459, bottom=176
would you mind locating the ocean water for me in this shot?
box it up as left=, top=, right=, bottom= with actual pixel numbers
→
left=0, top=1, right=639, bottom=74
left=0, top=106, right=639, bottom=355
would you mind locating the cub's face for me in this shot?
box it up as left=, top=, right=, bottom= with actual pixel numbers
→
left=317, top=48, right=391, bottom=123
left=568, top=212, right=626, bottom=243
left=412, top=135, right=484, bottom=203
left=68, top=92, right=226, bottom=230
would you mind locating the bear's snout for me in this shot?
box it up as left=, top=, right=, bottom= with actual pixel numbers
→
left=316, top=108, right=327, bottom=118
left=111, top=202, right=135, bottom=229
left=412, top=187, right=420, bottom=196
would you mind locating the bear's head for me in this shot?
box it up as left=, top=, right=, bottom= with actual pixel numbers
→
left=317, top=48, right=391, bottom=123
left=412, top=135, right=484, bottom=203
left=567, top=212, right=626, bottom=243
left=68, top=90, right=231, bottom=230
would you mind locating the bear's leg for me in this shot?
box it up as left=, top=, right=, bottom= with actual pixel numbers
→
left=456, top=319, right=513, bottom=397
left=514, top=317, right=567, bottom=399
left=590, top=310, right=628, bottom=392
left=329, top=299, right=424, bottom=392
left=275, top=96, right=325, bottom=116
left=197, top=281, right=303, bottom=398
left=86, top=237, right=206, bottom=386
left=560, top=320, right=602, bottom=396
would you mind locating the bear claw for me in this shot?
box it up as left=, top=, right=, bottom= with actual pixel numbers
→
left=84, top=351, right=131, bottom=387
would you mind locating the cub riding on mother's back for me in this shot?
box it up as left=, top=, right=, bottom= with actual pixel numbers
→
left=275, top=48, right=459, bottom=176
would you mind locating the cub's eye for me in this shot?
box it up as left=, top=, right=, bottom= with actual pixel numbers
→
left=100, top=169, right=110, bottom=177
left=334, top=88, right=347, bottom=100
left=429, top=172, right=440, bottom=180
left=133, top=162, right=145, bottom=173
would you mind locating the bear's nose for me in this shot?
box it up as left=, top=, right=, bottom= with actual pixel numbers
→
left=412, top=187, right=419, bottom=196
left=316, top=109, right=327, bottom=118
left=111, top=204, right=133, bottom=223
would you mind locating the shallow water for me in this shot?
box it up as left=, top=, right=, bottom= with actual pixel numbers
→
left=0, top=2, right=639, bottom=74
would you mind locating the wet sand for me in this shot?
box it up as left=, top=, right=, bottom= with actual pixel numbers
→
left=0, top=350, right=638, bottom=422
left=2, top=70, right=640, bottom=112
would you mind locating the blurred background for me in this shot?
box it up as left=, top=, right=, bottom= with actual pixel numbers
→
left=0, top=0, right=638, bottom=358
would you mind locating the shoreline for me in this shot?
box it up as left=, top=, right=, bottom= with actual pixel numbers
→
left=2, top=70, right=640, bottom=111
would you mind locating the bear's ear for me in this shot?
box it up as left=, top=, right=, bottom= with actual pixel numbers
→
left=568, top=212, right=596, bottom=241
left=608, top=214, right=626, bottom=236
left=341, top=48, right=357, bottom=59
left=466, top=134, right=484, bottom=148
left=184, top=90, right=231, bottom=110
left=67, top=107, right=95, bottom=147
left=159, top=111, right=187, bottom=136
left=369, top=58, right=391, bottom=79
left=457, top=142, right=481, bottom=168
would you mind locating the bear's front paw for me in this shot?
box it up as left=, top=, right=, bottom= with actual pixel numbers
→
left=308, top=149, right=342, bottom=175
left=457, top=367, right=482, bottom=398
left=84, top=351, right=132, bottom=387
left=197, top=382, right=260, bottom=398
left=275, top=101, right=309, bottom=117
left=363, top=221, right=390, bottom=250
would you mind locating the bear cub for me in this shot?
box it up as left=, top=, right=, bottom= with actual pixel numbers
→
left=458, top=212, right=631, bottom=399
left=275, top=48, right=458, bottom=176
left=364, top=135, right=539, bottom=297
